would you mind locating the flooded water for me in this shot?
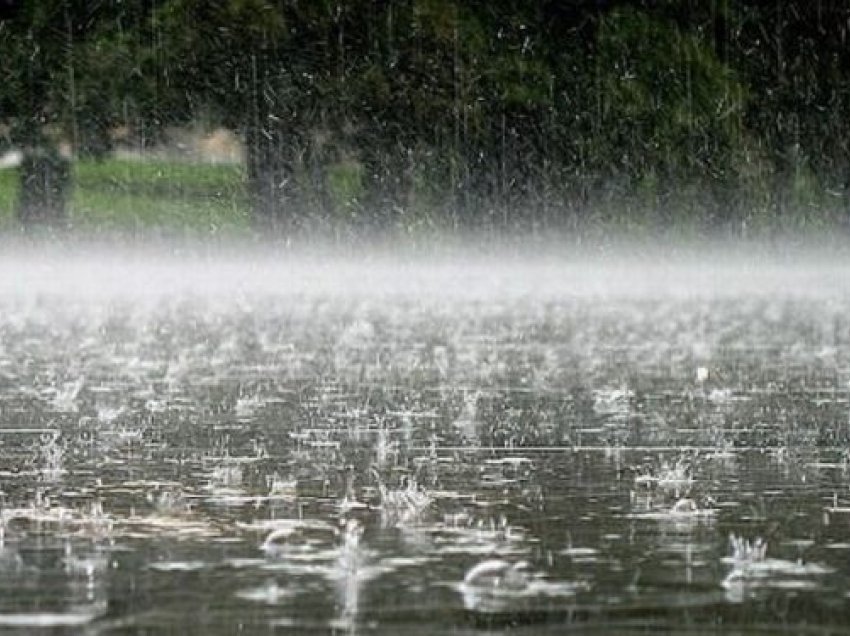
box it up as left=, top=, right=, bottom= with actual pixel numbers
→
left=2, top=251, right=850, bottom=634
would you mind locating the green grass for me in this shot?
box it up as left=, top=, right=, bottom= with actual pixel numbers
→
left=1, top=155, right=848, bottom=243
left=74, top=158, right=246, bottom=199
left=0, top=157, right=251, bottom=236
left=0, top=167, right=18, bottom=230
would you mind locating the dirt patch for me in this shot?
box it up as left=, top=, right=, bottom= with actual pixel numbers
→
left=114, top=127, right=244, bottom=164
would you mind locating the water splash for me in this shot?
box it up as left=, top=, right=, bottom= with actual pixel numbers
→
left=722, top=533, right=832, bottom=599
left=375, top=472, right=432, bottom=527
left=727, top=533, right=768, bottom=564
left=457, top=558, right=587, bottom=614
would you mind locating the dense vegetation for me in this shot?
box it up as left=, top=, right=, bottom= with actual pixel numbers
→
left=1, top=1, right=849, bottom=239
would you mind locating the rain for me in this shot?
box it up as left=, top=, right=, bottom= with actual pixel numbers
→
left=3, top=2, right=850, bottom=634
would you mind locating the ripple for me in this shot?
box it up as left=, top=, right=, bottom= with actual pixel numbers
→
left=455, top=558, right=588, bottom=614
left=0, top=602, right=106, bottom=627
left=149, top=560, right=208, bottom=572
left=235, top=579, right=293, bottom=604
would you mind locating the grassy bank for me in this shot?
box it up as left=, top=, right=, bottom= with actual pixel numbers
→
left=1, top=156, right=849, bottom=246
left=0, top=158, right=251, bottom=236
left=0, top=168, right=17, bottom=231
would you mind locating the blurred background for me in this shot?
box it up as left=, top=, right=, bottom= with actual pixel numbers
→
left=1, top=1, right=849, bottom=243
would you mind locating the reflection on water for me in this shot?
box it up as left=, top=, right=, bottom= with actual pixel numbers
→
left=2, top=256, right=850, bottom=632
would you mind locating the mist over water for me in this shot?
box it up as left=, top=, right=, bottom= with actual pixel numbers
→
left=3, top=238, right=850, bottom=301
left=3, top=240, right=850, bottom=633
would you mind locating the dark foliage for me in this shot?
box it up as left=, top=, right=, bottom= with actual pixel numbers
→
left=1, top=0, right=849, bottom=235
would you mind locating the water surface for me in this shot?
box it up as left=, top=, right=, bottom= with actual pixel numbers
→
left=1, top=252, right=850, bottom=634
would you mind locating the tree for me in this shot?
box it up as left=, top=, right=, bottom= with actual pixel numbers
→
left=729, top=1, right=850, bottom=221
left=1, top=1, right=73, bottom=225
left=154, top=0, right=329, bottom=233
left=4, top=0, right=850, bottom=236
left=0, top=0, right=159, bottom=227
